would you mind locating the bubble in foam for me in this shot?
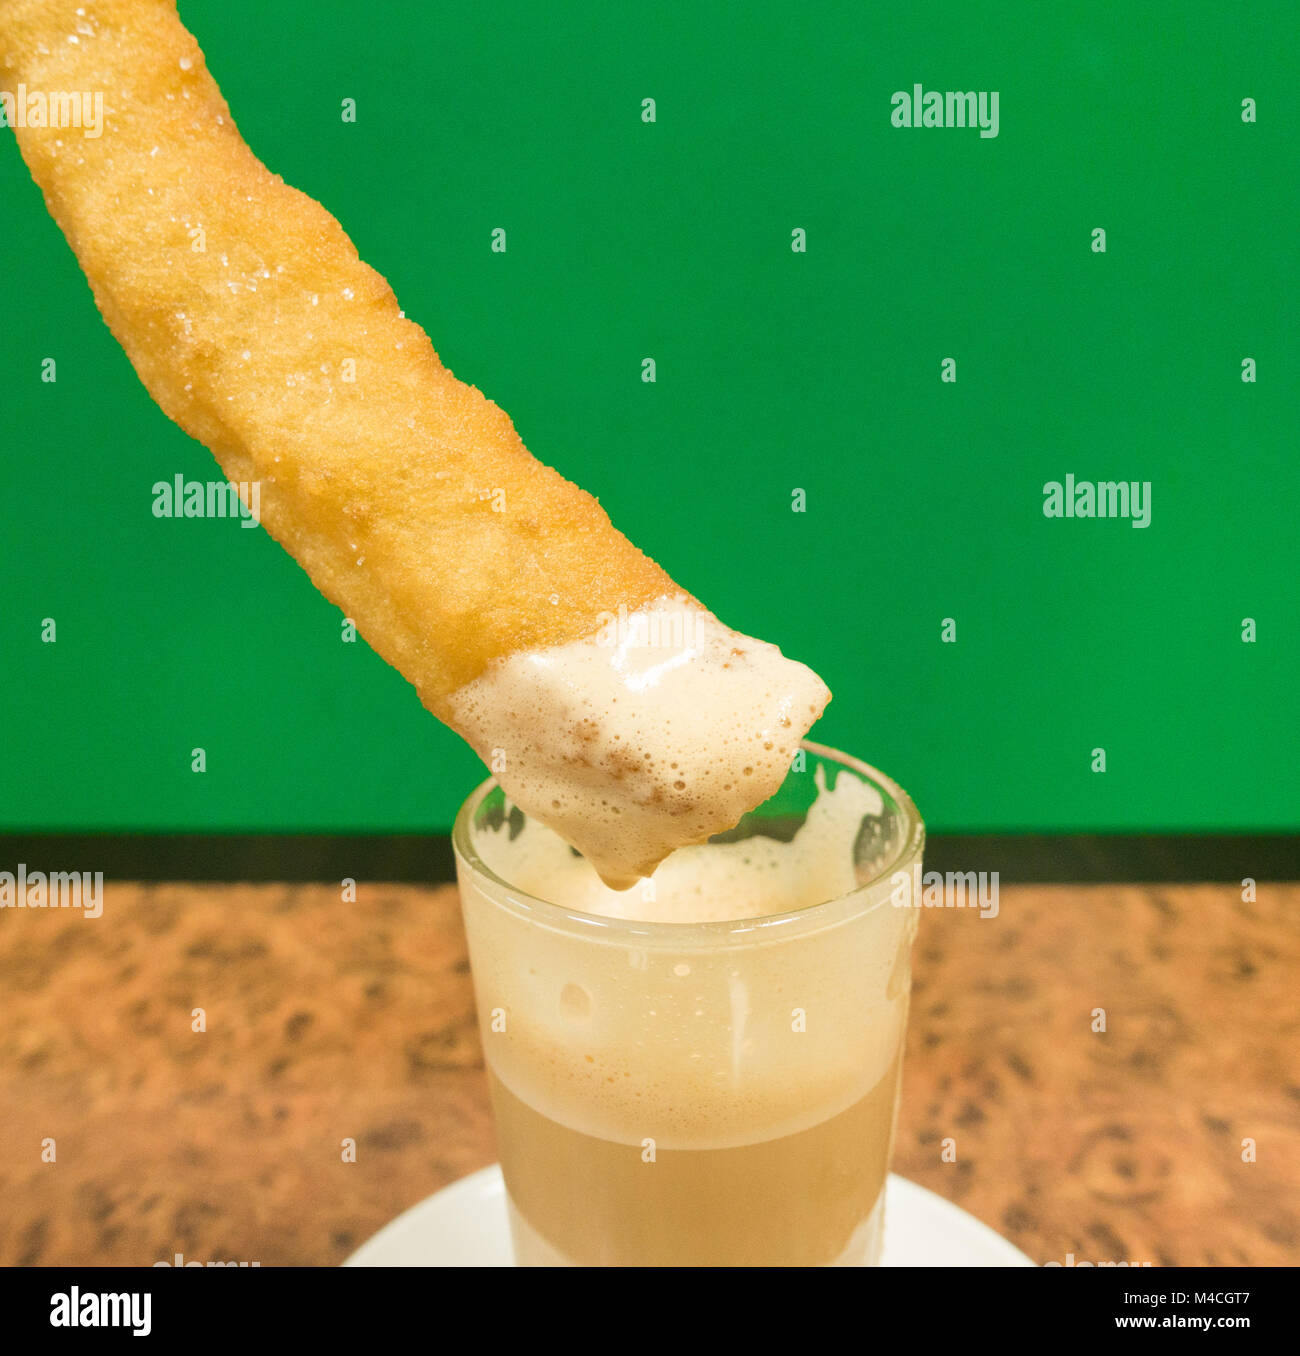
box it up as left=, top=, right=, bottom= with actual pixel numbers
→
left=559, top=983, right=591, bottom=1020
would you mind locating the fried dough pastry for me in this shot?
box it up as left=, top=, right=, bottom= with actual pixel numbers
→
left=1, top=0, right=829, bottom=884
left=1, top=0, right=675, bottom=704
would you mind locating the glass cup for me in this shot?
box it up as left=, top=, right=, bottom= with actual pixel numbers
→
left=452, top=741, right=924, bottom=1267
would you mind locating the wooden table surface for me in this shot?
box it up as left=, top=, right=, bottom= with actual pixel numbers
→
left=1, top=880, right=1296, bottom=1267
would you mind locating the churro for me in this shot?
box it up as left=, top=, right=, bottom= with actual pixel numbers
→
left=1, top=0, right=829, bottom=884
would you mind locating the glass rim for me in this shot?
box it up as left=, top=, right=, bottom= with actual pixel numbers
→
left=450, top=740, right=925, bottom=948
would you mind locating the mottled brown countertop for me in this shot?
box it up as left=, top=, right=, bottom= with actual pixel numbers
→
left=1, top=880, right=1296, bottom=1267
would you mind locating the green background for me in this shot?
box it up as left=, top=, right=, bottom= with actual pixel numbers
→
left=2, top=0, right=1296, bottom=834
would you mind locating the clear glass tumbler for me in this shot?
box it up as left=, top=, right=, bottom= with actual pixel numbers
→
left=452, top=741, right=924, bottom=1266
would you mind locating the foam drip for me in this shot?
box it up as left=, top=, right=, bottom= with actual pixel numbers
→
left=477, top=761, right=884, bottom=923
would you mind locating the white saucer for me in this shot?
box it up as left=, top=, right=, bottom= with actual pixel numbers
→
left=344, top=1166, right=1034, bottom=1267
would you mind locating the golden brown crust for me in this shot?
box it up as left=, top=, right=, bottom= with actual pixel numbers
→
left=0, top=0, right=683, bottom=709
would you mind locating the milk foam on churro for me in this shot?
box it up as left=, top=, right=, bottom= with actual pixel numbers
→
left=449, top=598, right=830, bottom=888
